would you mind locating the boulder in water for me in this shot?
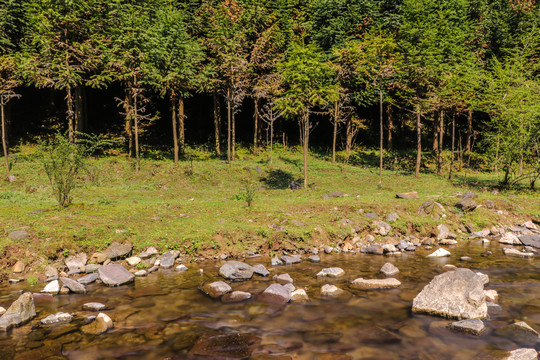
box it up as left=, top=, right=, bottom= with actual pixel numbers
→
left=504, top=348, right=538, bottom=360
left=219, top=261, right=254, bottom=281
left=412, top=268, right=487, bottom=319
left=351, top=278, right=401, bottom=290
left=98, top=264, right=135, bottom=286
left=448, top=319, right=485, bottom=335
left=81, top=313, right=113, bottom=335
left=0, top=293, right=36, bottom=332
left=380, top=263, right=400, bottom=276
left=188, top=332, right=260, bottom=359
left=201, top=281, right=232, bottom=299
left=259, top=284, right=290, bottom=305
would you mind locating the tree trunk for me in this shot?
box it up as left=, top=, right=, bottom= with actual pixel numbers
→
left=415, top=110, right=421, bottom=178
left=432, top=111, right=439, bottom=153
left=133, top=88, right=140, bottom=174
left=171, top=92, right=179, bottom=165
left=253, top=98, right=259, bottom=152
left=302, top=111, right=309, bottom=189
left=437, top=109, right=444, bottom=174
left=449, top=109, right=455, bottom=180
left=227, top=87, right=231, bottom=165
left=232, top=111, right=236, bottom=160
left=178, top=96, right=185, bottom=155
left=345, top=118, right=352, bottom=156
left=74, top=86, right=85, bottom=133
left=332, top=101, right=338, bottom=164
left=124, top=89, right=133, bottom=158
left=387, top=105, right=393, bottom=151
left=213, top=91, right=221, bottom=155
left=379, top=89, right=383, bottom=181
left=1, top=102, right=8, bottom=175
left=269, top=115, right=274, bottom=165
left=66, top=86, right=74, bottom=142
left=466, top=108, right=472, bottom=152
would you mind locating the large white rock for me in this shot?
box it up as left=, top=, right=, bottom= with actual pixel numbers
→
left=499, top=233, right=522, bottom=245
left=320, top=284, right=344, bottom=297
left=380, top=263, right=400, bottom=276
left=351, top=278, right=401, bottom=289
left=41, top=280, right=60, bottom=294
left=126, top=256, right=141, bottom=266
left=427, top=248, right=451, bottom=257
left=505, top=348, right=538, bottom=360
left=0, top=293, right=36, bottom=332
left=316, top=267, right=345, bottom=278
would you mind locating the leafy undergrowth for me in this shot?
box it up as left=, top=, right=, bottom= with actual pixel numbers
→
left=0, top=146, right=538, bottom=265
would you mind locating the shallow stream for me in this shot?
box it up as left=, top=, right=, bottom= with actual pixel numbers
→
left=0, top=240, right=539, bottom=360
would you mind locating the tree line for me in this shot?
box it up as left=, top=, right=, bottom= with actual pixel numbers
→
left=0, top=0, right=539, bottom=188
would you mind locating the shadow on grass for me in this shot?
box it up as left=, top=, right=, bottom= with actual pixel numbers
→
left=261, top=169, right=296, bottom=189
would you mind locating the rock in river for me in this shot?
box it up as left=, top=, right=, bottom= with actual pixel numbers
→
left=219, top=261, right=254, bottom=281
left=0, top=293, right=36, bottom=332
left=159, top=251, right=179, bottom=269
left=505, top=348, right=539, bottom=360
left=98, top=264, right=135, bottom=286
left=65, top=253, right=87, bottom=273
left=321, top=284, right=344, bottom=297
left=60, top=277, right=87, bottom=294
left=201, top=281, right=232, bottom=299
left=259, top=284, right=290, bottom=305
left=351, top=278, right=401, bottom=290
left=252, top=264, right=269, bottom=277
left=448, top=319, right=485, bottom=335
left=222, top=291, right=251, bottom=303
left=380, top=263, right=400, bottom=276
left=81, top=313, right=113, bottom=335
left=188, top=332, right=260, bottom=360
left=316, top=267, right=345, bottom=278
left=412, top=268, right=487, bottom=319
left=427, top=248, right=451, bottom=257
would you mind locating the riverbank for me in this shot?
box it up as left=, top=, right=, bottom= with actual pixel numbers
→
left=1, top=146, right=539, bottom=283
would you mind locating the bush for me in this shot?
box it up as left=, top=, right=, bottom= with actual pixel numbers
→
left=40, top=132, right=86, bottom=207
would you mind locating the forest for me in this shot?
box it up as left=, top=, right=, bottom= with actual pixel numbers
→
left=0, top=0, right=539, bottom=189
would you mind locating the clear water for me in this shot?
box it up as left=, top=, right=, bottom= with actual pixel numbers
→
left=0, top=240, right=538, bottom=360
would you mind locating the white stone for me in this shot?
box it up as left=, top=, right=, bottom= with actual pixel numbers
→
left=321, top=284, right=344, bottom=296
left=175, top=264, right=188, bottom=272
left=291, top=289, right=309, bottom=302
left=504, top=248, right=535, bottom=258
left=0, top=307, right=5, bottom=316
left=505, top=348, right=538, bottom=360
left=523, top=221, right=538, bottom=230
left=316, top=267, right=345, bottom=278
left=499, top=233, right=522, bottom=245
left=427, top=248, right=451, bottom=257
left=380, top=263, right=400, bottom=276
left=41, top=280, right=60, bottom=294
left=134, top=270, right=147, bottom=277
left=126, top=256, right=141, bottom=266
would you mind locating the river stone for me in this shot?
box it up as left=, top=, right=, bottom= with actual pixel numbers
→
left=308, top=255, right=321, bottom=263
left=259, top=284, right=290, bottom=305
left=281, top=255, right=302, bottom=265
left=188, top=332, right=260, bottom=359
left=504, top=248, right=535, bottom=258
left=435, top=224, right=450, bottom=240
left=174, top=264, right=187, bottom=272
left=456, top=198, right=477, bottom=211
left=505, top=348, right=539, bottom=360
left=103, top=242, right=132, bottom=260
left=159, top=251, right=179, bottom=269
left=476, top=272, right=489, bottom=285
left=380, top=263, right=400, bottom=276
left=291, top=289, right=309, bottom=302
left=484, top=290, right=498, bottom=302
left=418, top=201, right=445, bottom=216
left=201, top=281, right=232, bottom=298
left=77, top=273, right=99, bottom=285
left=83, top=302, right=107, bottom=311
left=134, top=270, right=147, bottom=277
left=519, top=234, right=540, bottom=249
left=219, top=261, right=254, bottom=281
left=321, top=284, right=344, bottom=297
left=8, top=230, right=29, bottom=241
left=374, top=221, right=391, bottom=236
left=84, top=264, right=100, bottom=273
left=498, top=321, right=540, bottom=347
left=222, top=291, right=252, bottom=303
left=440, top=239, right=458, bottom=245
left=351, top=278, right=401, bottom=289
left=500, top=233, right=522, bottom=245
left=90, top=252, right=108, bottom=264
left=427, top=248, right=451, bottom=257
left=81, top=313, right=113, bottom=335
left=44, top=265, right=59, bottom=279
left=396, top=191, right=418, bottom=199
left=40, top=312, right=72, bottom=325
left=365, top=212, right=378, bottom=219
left=273, top=273, right=293, bottom=284
left=65, top=253, right=87, bottom=273
left=41, top=280, right=60, bottom=294
left=271, top=256, right=284, bottom=266
left=412, top=268, right=487, bottom=319
left=12, top=261, right=25, bottom=273
left=361, top=245, right=384, bottom=255
left=126, top=256, right=141, bottom=267
left=386, top=213, right=400, bottom=222
left=283, top=283, right=295, bottom=294
left=316, top=267, right=345, bottom=278
left=60, top=277, right=87, bottom=294
left=0, top=293, right=36, bottom=332
left=252, top=264, right=269, bottom=276
left=98, top=264, right=135, bottom=286
left=139, top=246, right=159, bottom=259
left=0, top=308, right=5, bottom=316
left=448, top=319, right=485, bottom=335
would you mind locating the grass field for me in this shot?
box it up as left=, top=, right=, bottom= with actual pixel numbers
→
left=1, top=145, right=538, bottom=265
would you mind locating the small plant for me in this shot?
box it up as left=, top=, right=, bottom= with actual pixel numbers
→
left=26, top=275, right=38, bottom=286
left=234, top=180, right=257, bottom=208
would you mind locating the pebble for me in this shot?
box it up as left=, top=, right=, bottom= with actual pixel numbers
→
left=82, top=302, right=107, bottom=311
left=175, top=264, right=188, bottom=272
left=316, top=267, right=345, bottom=278
left=134, top=270, right=147, bottom=277
left=321, top=284, right=344, bottom=297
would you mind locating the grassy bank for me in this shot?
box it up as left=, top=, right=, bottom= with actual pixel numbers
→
left=1, top=145, right=538, bottom=269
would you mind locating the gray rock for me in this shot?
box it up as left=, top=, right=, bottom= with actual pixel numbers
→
left=59, top=277, right=87, bottom=294
left=65, top=253, right=87, bottom=273
left=41, top=280, right=60, bottom=294
left=320, top=284, right=344, bottom=297
left=504, top=248, right=535, bottom=258
left=316, top=267, right=345, bottom=278
left=271, top=256, right=284, bottom=266
left=456, top=198, right=477, bottom=211
left=435, top=224, right=450, bottom=240
left=40, top=312, right=72, bottom=325
left=81, top=312, right=113, bottom=335
left=134, top=270, right=147, bottom=277
left=83, top=302, right=107, bottom=311
left=98, top=264, right=135, bottom=286
left=519, top=234, right=540, bottom=249
left=103, top=242, right=132, bottom=260
left=259, top=284, right=290, bottom=305
left=148, top=265, right=159, bottom=273
left=396, top=191, right=418, bottom=199
left=273, top=273, right=293, bottom=284
left=374, top=221, right=391, bottom=236
left=505, top=348, right=538, bottom=360
left=418, top=201, right=446, bottom=216
left=386, top=213, right=400, bottom=222
left=461, top=191, right=478, bottom=199
left=361, top=245, right=384, bottom=255
left=322, top=191, right=344, bottom=199
left=380, top=263, right=400, bottom=276
left=175, top=264, right=188, bottom=272
left=44, top=265, right=59, bottom=279
left=351, top=278, right=401, bottom=289
left=365, top=212, right=378, bottom=219
left=281, top=255, right=301, bottom=265
left=77, top=273, right=99, bottom=285
left=219, top=261, right=254, bottom=281
left=291, top=289, right=309, bottom=302
left=201, top=281, right=232, bottom=298
left=500, top=232, right=522, bottom=245
left=308, top=255, right=320, bottom=263
left=498, top=321, right=540, bottom=347
left=291, top=220, right=306, bottom=226
left=397, top=241, right=409, bottom=250
left=252, top=264, right=269, bottom=277
left=412, top=268, right=487, bottom=319
left=84, top=264, right=100, bottom=273
left=0, top=293, right=36, bottom=332
left=283, top=283, right=295, bottom=294
left=222, top=291, right=252, bottom=303
left=324, top=245, right=334, bottom=254
left=448, top=319, right=485, bottom=335
left=8, top=230, right=29, bottom=241
left=139, top=246, right=159, bottom=259
left=159, top=251, right=179, bottom=269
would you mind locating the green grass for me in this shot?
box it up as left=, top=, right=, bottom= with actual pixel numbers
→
left=0, top=145, right=538, bottom=260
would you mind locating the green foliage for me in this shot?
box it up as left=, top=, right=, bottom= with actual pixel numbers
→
left=234, top=180, right=257, bottom=208
left=40, top=132, right=86, bottom=207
